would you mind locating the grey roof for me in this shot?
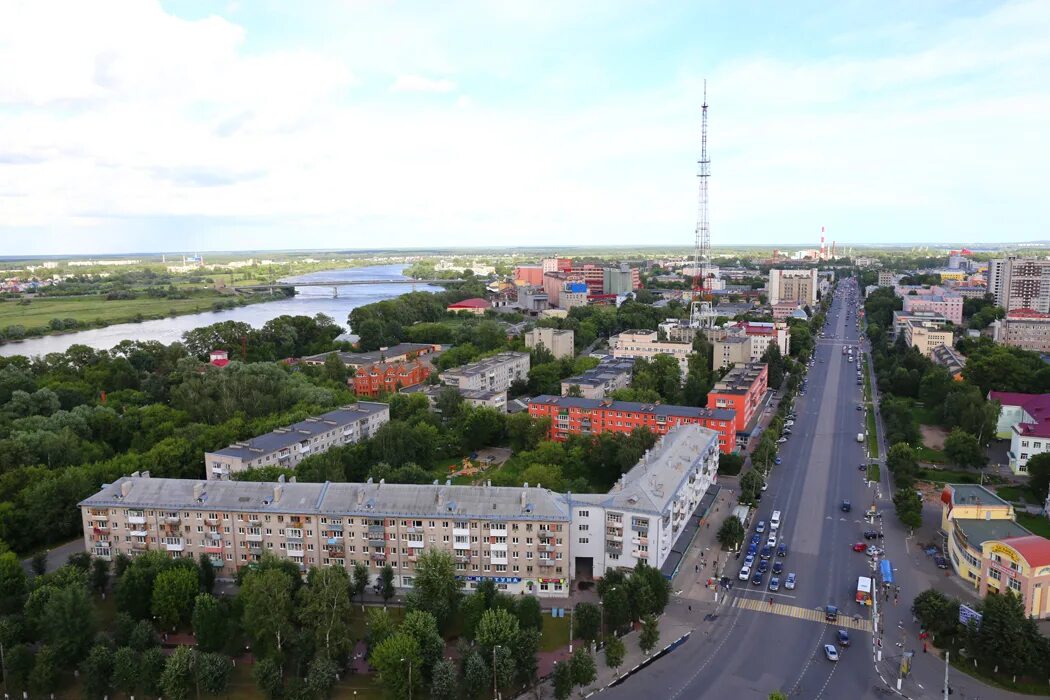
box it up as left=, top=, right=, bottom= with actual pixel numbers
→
left=212, top=403, right=388, bottom=459
left=440, top=352, right=529, bottom=378
left=302, top=344, right=437, bottom=367
left=529, top=395, right=735, bottom=422
left=566, top=424, right=719, bottom=515
left=561, top=357, right=635, bottom=388
left=946, top=484, right=1011, bottom=508
left=712, top=362, right=766, bottom=394
left=80, top=476, right=571, bottom=522
left=954, top=518, right=1031, bottom=546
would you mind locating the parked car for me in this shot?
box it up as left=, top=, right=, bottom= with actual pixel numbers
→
left=778, top=437, right=788, bottom=444
left=851, top=542, right=867, bottom=552
left=863, top=530, right=883, bottom=540
left=934, top=555, right=949, bottom=569
left=774, top=457, right=783, bottom=465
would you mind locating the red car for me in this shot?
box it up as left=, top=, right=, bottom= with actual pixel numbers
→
left=851, top=543, right=867, bottom=552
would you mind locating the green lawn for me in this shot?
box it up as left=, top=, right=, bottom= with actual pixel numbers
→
left=1018, top=512, right=1050, bottom=538
left=0, top=293, right=244, bottom=332
left=865, top=408, right=879, bottom=458
left=914, top=445, right=948, bottom=464
left=917, top=467, right=983, bottom=486
left=866, top=463, right=881, bottom=482
left=540, top=611, right=572, bottom=652
left=995, top=485, right=1042, bottom=505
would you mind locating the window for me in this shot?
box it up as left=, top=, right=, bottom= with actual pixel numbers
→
left=578, top=524, right=589, bottom=532
left=579, top=538, right=589, bottom=544
left=578, top=510, right=589, bottom=518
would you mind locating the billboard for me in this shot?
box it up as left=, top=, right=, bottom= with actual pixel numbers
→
left=959, top=604, right=982, bottom=628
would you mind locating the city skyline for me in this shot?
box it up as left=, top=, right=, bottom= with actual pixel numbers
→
left=2, top=0, right=1048, bottom=254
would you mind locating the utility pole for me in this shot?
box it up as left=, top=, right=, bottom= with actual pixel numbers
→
left=569, top=606, right=574, bottom=653
left=492, top=645, right=501, bottom=700
left=943, top=651, right=950, bottom=700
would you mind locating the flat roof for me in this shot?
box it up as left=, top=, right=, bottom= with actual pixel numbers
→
left=528, top=395, right=735, bottom=422
left=81, top=476, right=571, bottom=521
left=561, top=358, right=635, bottom=388
left=211, top=403, right=389, bottom=459
left=302, top=344, right=437, bottom=367
left=440, top=352, right=529, bottom=378
left=944, top=483, right=1011, bottom=508
left=711, top=363, right=766, bottom=394
left=955, top=518, right=1031, bottom=546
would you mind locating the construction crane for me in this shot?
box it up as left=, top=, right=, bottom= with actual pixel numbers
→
left=690, top=81, right=716, bottom=329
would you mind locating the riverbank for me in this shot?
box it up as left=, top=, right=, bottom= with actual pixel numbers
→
left=0, top=289, right=284, bottom=344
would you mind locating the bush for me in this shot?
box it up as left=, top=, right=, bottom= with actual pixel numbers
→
left=718, top=452, right=744, bottom=476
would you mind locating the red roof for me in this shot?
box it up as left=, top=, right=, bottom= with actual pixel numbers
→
left=990, top=391, right=1050, bottom=437
left=448, top=298, right=490, bottom=309
left=1005, top=307, right=1050, bottom=319
left=999, top=535, right=1050, bottom=569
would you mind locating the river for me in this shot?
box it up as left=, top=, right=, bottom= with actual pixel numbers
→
left=0, top=264, right=441, bottom=357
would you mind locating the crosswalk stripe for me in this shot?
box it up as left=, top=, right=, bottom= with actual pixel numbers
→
left=732, top=596, right=872, bottom=632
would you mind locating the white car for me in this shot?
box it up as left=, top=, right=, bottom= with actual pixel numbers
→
left=766, top=533, right=777, bottom=547
left=744, top=553, right=755, bottom=567
left=824, top=644, right=839, bottom=662
left=739, top=564, right=752, bottom=581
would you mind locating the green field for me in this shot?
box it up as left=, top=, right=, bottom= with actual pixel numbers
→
left=995, top=485, right=1042, bottom=505
left=0, top=294, right=258, bottom=333
left=1018, top=512, right=1050, bottom=538
left=866, top=463, right=881, bottom=482
left=540, top=611, right=572, bottom=651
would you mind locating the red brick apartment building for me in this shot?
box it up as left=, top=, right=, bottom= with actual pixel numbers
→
left=352, top=360, right=431, bottom=397
left=527, top=395, right=737, bottom=453
left=706, top=362, right=768, bottom=433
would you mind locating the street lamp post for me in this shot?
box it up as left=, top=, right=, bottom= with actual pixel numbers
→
left=400, top=657, right=412, bottom=700
left=493, top=645, right=501, bottom=700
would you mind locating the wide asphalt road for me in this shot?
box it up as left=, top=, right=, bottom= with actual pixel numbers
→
left=605, top=280, right=885, bottom=699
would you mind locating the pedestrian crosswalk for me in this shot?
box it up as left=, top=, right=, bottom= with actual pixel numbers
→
left=733, top=596, right=873, bottom=632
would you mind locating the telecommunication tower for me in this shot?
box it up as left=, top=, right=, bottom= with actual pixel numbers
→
left=690, top=81, right=716, bottom=329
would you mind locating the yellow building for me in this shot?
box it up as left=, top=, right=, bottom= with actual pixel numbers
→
left=979, top=536, right=1050, bottom=618
left=941, top=484, right=1025, bottom=586
left=937, top=269, right=968, bottom=282
left=904, top=318, right=955, bottom=357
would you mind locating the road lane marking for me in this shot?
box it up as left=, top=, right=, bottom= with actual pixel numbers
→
left=732, top=597, right=873, bottom=632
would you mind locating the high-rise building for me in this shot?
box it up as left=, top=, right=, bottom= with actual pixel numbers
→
left=767, top=269, right=818, bottom=306
left=988, top=258, right=1050, bottom=313
left=524, top=327, right=575, bottom=359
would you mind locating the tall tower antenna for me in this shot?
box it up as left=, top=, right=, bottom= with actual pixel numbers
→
left=690, top=80, right=715, bottom=329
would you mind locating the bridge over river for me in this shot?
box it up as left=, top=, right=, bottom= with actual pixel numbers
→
left=232, top=278, right=464, bottom=297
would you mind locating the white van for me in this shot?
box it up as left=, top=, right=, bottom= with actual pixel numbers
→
left=770, top=510, right=782, bottom=531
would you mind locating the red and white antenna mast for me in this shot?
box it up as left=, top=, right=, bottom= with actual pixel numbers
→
left=690, top=81, right=714, bottom=328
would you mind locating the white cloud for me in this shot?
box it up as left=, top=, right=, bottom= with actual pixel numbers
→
left=389, top=74, right=457, bottom=93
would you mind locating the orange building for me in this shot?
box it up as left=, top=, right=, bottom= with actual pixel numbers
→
left=707, top=362, right=768, bottom=433
left=527, top=395, right=737, bottom=454
left=352, top=360, right=431, bottom=397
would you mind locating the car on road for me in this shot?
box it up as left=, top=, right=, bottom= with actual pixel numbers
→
left=757, top=559, right=769, bottom=574
left=866, top=545, right=883, bottom=557
left=776, top=543, right=787, bottom=558
left=824, top=605, right=839, bottom=621
left=747, top=542, right=757, bottom=556
left=738, top=564, right=751, bottom=581
left=784, top=420, right=794, bottom=427
left=858, top=462, right=868, bottom=470
left=863, top=530, right=883, bottom=540
left=823, top=644, right=839, bottom=662
left=852, top=542, right=867, bottom=552
left=751, top=533, right=761, bottom=545
left=760, top=544, right=773, bottom=560
left=744, top=553, right=755, bottom=567
left=856, top=404, right=863, bottom=411
left=766, top=533, right=777, bottom=547
left=755, top=521, right=766, bottom=534
left=772, top=561, right=783, bottom=575
left=837, top=629, right=850, bottom=647
left=841, top=500, right=851, bottom=512
left=784, top=572, right=796, bottom=590
left=768, top=576, right=780, bottom=591
left=751, top=570, right=764, bottom=586
left=777, top=437, right=788, bottom=444
left=774, top=457, right=783, bottom=465
left=934, top=555, right=949, bottom=569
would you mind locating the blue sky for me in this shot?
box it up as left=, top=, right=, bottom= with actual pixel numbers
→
left=0, top=0, right=1047, bottom=254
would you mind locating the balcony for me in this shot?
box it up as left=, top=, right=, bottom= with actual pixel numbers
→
left=247, top=543, right=262, bottom=553
left=326, top=548, right=345, bottom=558
left=128, top=514, right=146, bottom=525
left=368, top=525, right=386, bottom=536
left=368, top=538, right=386, bottom=548
left=538, top=543, right=554, bottom=553
left=371, top=551, right=387, bottom=561
left=606, top=532, right=623, bottom=542
left=248, top=519, right=262, bottom=527
left=208, top=531, right=223, bottom=542
left=90, top=513, right=109, bottom=521
left=205, top=517, right=219, bottom=526
left=405, top=526, right=421, bottom=534
left=92, top=525, right=109, bottom=534
left=129, top=529, right=148, bottom=538
left=326, top=522, right=343, bottom=532
left=453, top=541, right=470, bottom=550
left=208, top=556, right=223, bottom=568
left=246, top=532, right=263, bottom=542
left=538, top=528, right=552, bottom=538
left=164, top=516, right=181, bottom=526
left=131, top=540, right=149, bottom=550
left=205, top=544, right=224, bottom=554
left=489, top=527, right=508, bottom=537
left=538, top=559, right=554, bottom=568
left=407, top=540, right=425, bottom=549
left=455, top=555, right=470, bottom=564
left=165, top=541, right=185, bottom=552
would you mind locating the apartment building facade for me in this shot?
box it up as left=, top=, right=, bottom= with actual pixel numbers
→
left=80, top=426, right=720, bottom=596
left=903, top=318, right=955, bottom=357
left=902, top=293, right=964, bottom=325
left=992, top=310, right=1050, bottom=353
left=767, top=269, right=818, bottom=306
left=610, top=330, right=692, bottom=374
left=527, top=395, right=736, bottom=453
left=80, top=474, right=573, bottom=595
left=439, top=352, right=530, bottom=393
left=352, top=360, right=431, bottom=397
left=707, top=362, right=769, bottom=434
left=524, top=327, right=575, bottom=360
left=988, top=258, right=1050, bottom=313
left=205, top=403, right=390, bottom=480
left=709, top=322, right=789, bottom=369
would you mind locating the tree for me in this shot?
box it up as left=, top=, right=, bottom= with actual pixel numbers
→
left=405, top=550, right=460, bottom=630
left=511, top=627, right=541, bottom=689
left=352, top=561, right=370, bottom=609
left=639, top=614, right=660, bottom=654
left=601, top=584, right=631, bottom=633
left=463, top=651, right=489, bottom=698
left=370, top=633, right=423, bottom=700
left=380, top=564, right=396, bottom=604
left=968, top=590, right=1041, bottom=677
left=299, top=566, right=354, bottom=659
left=252, top=657, right=284, bottom=700
left=399, top=610, right=444, bottom=679
left=476, top=607, right=520, bottom=659
left=0, top=552, right=27, bottom=614
left=29, top=645, right=59, bottom=698
left=515, top=594, right=543, bottom=632
left=569, top=648, right=597, bottom=688
left=717, top=515, right=745, bottom=551
left=141, top=647, right=168, bottom=697
left=79, top=643, right=114, bottom=700
left=573, top=602, right=601, bottom=643
left=893, top=488, right=923, bottom=530
left=769, top=692, right=789, bottom=700
left=90, top=557, right=110, bottom=594
left=739, top=470, right=765, bottom=505
left=197, top=652, right=233, bottom=696
left=911, top=588, right=960, bottom=639
left=160, top=646, right=197, bottom=700
left=31, top=551, right=47, bottom=576
left=886, top=443, right=920, bottom=488
left=42, top=583, right=95, bottom=665
left=240, top=568, right=296, bottom=658
left=305, top=654, right=340, bottom=699
left=429, top=658, right=458, bottom=700
left=944, top=428, right=986, bottom=469
left=604, top=636, right=625, bottom=670
left=4, top=643, right=33, bottom=695
left=112, top=647, right=141, bottom=697
left=717, top=452, right=744, bottom=476
left=366, top=606, right=397, bottom=654
left=198, top=553, right=216, bottom=594
left=192, top=593, right=229, bottom=653
left=553, top=660, right=573, bottom=700
left=152, top=566, right=199, bottom=629
left=1028, top=453, right=1050, bottom=501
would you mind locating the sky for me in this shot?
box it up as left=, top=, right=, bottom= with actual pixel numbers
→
left=1, top=0, right=1048, bottom=255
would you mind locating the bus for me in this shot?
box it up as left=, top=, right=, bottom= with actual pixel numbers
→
left=856, top=576, right=873, bottom=605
